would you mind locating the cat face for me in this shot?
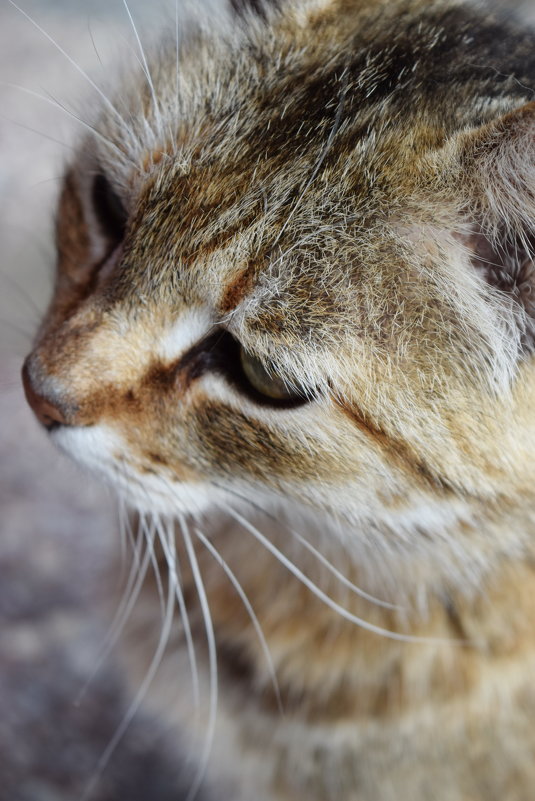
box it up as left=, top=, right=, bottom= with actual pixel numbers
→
left=22, top=0, right=535, bottom=555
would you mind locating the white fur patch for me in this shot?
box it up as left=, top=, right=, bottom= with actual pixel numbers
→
left=52, top=423, right=211, bottom=515
left=53, top=422, right=124, bottom=478
left=157, top=307, right=213, bottom=363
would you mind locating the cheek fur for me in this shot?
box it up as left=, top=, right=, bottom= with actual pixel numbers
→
left=52, top=423, right=210, bottom=515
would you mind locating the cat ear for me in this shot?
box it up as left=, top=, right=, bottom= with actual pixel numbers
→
left=451, top=102, right=535, bottom=351
left=454, top=102, right=535, bottom=233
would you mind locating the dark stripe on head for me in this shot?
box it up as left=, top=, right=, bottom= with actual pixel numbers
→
left=229, top=0, right=278, bottom=19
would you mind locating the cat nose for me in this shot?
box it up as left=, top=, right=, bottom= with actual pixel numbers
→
left=21, top=359, right=69, bottom=430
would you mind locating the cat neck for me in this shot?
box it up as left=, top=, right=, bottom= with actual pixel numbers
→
left=166, top=507, right=535, bottom=723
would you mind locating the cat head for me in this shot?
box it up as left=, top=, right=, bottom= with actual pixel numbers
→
left=22, top=0, right=535, bottom=569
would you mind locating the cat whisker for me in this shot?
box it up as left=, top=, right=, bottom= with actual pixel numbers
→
left=117, top=494, right=129, bottom=583
left=270, top=69, right=349, bottom=250
left=155, top=512, right=201, bottom=712
left=75, top=507, right=152, bottom=706
left=145, top=513, right=167, bottom=621
left=1, top=82, right=137, bottom=167
left=131, top=472, right=204, bottom=720
left=31, top=176, right=70, bottom=188
left=289, top=529, right=401, bottom=611
left=210, top=481, right=401, bottom=610
left=6, top=0, right=133, bottom=139
left=80, top=521, right=176, bottom=801
left=219, top=501, right=456, bottom=645
left=193, top=524, right=284, bottom=715
left=79, top=475, right=200, bottom=739
left=87, top=18, right=104, bottom=68
left=180, top=515, right=218, bottom=801
left=122, top=0, right=162, bottom=133
left=0, top=113, right=75, bottom=149
left=114, top=507, right=154, bottom=627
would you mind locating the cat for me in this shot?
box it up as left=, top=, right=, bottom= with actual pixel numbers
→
left=20, top=0, right=535, bottom=798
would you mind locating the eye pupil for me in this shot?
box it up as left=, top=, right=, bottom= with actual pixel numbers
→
left=92, top=173, right=128, bottom=243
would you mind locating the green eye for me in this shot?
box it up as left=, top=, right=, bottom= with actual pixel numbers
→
left=239, top=348, right=306, bottom=403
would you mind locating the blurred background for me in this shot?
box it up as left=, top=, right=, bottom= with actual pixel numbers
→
left=1, top=0, right=535, bottom=800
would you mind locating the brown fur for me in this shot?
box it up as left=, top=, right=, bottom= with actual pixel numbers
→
left=22, top=1, right=535, bottom=799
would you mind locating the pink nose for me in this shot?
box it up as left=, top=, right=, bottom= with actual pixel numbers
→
left=21, top=359, right=68, bottom=429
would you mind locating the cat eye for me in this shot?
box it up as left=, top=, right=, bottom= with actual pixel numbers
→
left=238, top=347, right=307, bottom=404
left=182, top=331, right=309, bottom=407
left=91, top=173, right=128, bottom=243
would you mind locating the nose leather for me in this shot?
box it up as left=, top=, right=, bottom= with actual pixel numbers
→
left=21, top=359, right=68, bottom=429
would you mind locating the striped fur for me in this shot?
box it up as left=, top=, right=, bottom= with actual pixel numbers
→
left=22, top=1, right=535, bottom=799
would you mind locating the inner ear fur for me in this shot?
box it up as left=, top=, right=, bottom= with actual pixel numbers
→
left=451, top=102, right=535, bottom=352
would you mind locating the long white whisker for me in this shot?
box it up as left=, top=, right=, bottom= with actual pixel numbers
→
left=145, top=513, right=167, bottom=620
left=80, top=531, right=176, bottom=801
left=271, top=69, right=349, bottom=250
left=111, top=510, right=154, bottom=639
left=75, top=511, right=152, bottom=705
left=0, top=113, right=74, bottom=149
left=194, top=526, right=283, bottom=715
left=180, top=516, right=218, bottom=801
left=7, top=0, right=130, bottom=133
left=155, top=514, right=200, bottom=711
left=290, top=529, right=400, bottom=610
left=122, top=0, right=161, bottom=128
left=1, top=82, right=134, bottom=164
left=87, top=18, right=104, bottom=68
left=222, top=504, right=458, bottom=645
left=117, top=495, right=129, bottom=585
left=210, top=481, right=400, bottom=610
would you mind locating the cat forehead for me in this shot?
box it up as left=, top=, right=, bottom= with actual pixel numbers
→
left=76, top=0, right=533, bottom=355
left=96, top=0, right=508, bottom=179
left=92, top=0, right=512, bottom=291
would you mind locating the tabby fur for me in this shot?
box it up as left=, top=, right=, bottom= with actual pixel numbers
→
left=22, top=0, right=535, bottom=798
